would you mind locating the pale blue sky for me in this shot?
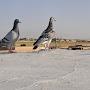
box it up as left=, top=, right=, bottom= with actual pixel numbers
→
left=0, top=0, right=89, bottom=39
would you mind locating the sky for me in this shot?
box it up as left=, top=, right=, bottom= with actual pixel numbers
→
left=0, top=0, right=90, bottom=39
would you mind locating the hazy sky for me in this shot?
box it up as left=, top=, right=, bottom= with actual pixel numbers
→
left=0, top=0, right=90, bottom=39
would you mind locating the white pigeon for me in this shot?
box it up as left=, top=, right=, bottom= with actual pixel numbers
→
left=0, top=19, right=21, bottom=53
left=33, top=17, right=56, bottom=50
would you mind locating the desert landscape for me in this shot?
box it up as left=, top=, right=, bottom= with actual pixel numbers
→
left=0, top=0, right=89, bottom=90
left=14, top=39, right=90, bottom=52
left=1, top=38, right=90, bottom=52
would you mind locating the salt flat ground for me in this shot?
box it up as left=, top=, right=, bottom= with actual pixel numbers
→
left=0, top=49, right=90, bottom=90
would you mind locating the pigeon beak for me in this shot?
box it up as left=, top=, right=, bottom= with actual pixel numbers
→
left=52, top=17, right=56, bottom=21
left=54, top=19, right=56, bottom=21
left=53, top=18, right=56, bottom=21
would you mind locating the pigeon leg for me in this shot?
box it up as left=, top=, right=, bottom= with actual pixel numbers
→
left=9, top=45, right=16, bottom=53
left=47, top=43, right=50, bottom=49
left=9, top=48, right=14, bottom=53
left=45, top=43, right=49, bottom=50
left=44, top=44, right=47, bottom=50
left=9, top=50, right=14, bottom=53
left=9, top=49, right=16, bottom=53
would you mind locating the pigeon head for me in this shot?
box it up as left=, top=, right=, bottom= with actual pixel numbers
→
left=14, top=19, right=21, bottom=24
left=12, top=19, right=21, bottom=30
left=50, top=17, right=56, bottom=22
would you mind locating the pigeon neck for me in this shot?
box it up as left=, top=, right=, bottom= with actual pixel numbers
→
left=47, top=19, right=53, bottom=30
left=12, top=23, right=19, bottom=31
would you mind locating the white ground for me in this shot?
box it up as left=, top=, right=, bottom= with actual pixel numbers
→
left=0, top=49, right=90, bottom=90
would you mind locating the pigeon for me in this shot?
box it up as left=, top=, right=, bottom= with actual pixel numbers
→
left=0, top=19, right=21, bottom=53
left=33, top=17, right=56, bottom=50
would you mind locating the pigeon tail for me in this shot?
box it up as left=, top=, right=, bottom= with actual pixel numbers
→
left=33, top=45, right=38, bottom=50
left=33, top=42, right=36, bottom=46
left=0, top=41, right=2, bottom=47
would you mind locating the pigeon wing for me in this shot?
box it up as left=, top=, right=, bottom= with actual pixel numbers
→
left=33, top=33, right=48, bottom=46
left=1, top=30, right=19, bottom=46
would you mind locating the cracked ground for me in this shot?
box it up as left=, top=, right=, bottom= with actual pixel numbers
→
left=0, top=49, right=90, bottom=90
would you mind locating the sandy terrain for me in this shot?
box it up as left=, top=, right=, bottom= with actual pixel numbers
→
left=0, top=49, right=90, bottom=90
left=15, top=47, right=33, bottom=52
left=15, top=47, right=45, bottom=52
left=0, top=46, right=45, bottom=53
